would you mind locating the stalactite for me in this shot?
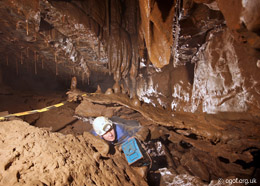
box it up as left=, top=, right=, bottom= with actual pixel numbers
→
left=62, top=15, right=65, bottom=23
left=6, top=56, right=8, bottom=66
left=49, top=29, right=51, bottom=39
left=98, top=38, right=100, bottom=58
left=120, top=39, right=126, bottom=75
left=16, top=58, right=18, bottom=75
left=26, top=47, right=29, bottom=58
left=26, top=56, right=29, bottom=72
left=108, top=41, right=112, bottom=75
left=20, top=51, right=23, bottom=65
left=56, top=62, right=58, bottom=76
left=51, top=29, right=55, bottom=40
left=34, top=32, right=37, bottom=41
left=37, top=53, right=39, bottom=65
left=129, top=36, right=140, bottom=98
left=99, top=27, right=103, bottom=41
left=97, top=24, right=100, bottom=38
left=85, top=68, right=90, bottom=85
left=112, top=34, right=120, bottom=77
left=121, top=33, right=132, bottom=78
left=172, top=0, right=182, bottom=67
left=106, top=0, right=110, bottom=36
left=26, top=19, right=29, bottom=36
left=73, top=67, right=75, bottom=75
left=89, top=18, right=92, bottom=34
left=34, top=51, right=37, bottom=75
left=16, top=21, right=22, bottom=30
left=55, top=53, right=58, bottom=76
left=81, top=71, right=85, bottom=85
left=54, top=52, right=57, bottom=63
left=17, top=8, right=21, bottom=14
left=147, top=0, right=151, bottom=50
left=45, top=38, right=49, bottom=47
left=41, top=58, right=44, bottom=69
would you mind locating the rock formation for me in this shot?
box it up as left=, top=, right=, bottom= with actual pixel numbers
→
left=0, top=0, right=259, bottom=185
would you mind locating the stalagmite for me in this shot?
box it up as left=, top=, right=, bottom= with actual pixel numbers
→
left=131, top=96, right=141, bottom=107
left=113, top=81, right=121, bottom=93
left=105, top=88, right=113, bottom=95
left=95, top=85, right=102, bottom=93
left=70, top=76, right=77, bottom=90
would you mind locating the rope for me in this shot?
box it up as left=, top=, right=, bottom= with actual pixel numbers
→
left=0, top=93, right=88, bottom=121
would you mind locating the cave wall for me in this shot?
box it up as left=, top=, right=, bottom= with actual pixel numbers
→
left=136, top=0, right=260, bottom=116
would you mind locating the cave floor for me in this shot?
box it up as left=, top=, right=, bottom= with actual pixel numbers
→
left=0, top=87, right=259, bottom=186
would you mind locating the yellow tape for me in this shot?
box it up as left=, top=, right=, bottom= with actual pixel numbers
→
left=0, top=100, right=69, bottom=121
left=37, top=108, right=49, bottom=112
left=0, top=92, right=93, bottom=121
left=54, top=103, right=65, bottom=107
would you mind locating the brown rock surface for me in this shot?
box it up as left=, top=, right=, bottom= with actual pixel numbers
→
left=0, top=120, right=148, bottom=186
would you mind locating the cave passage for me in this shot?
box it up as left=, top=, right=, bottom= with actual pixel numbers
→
left=0, top=0, right=260, bottom=185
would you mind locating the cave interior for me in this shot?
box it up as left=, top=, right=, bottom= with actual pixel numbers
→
left=0, top=0, right=260, bottom=185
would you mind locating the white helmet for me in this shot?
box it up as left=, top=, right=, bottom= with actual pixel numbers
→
left=93, top=116, right=113, bottom=136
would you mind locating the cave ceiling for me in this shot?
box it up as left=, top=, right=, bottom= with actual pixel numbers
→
left=0, top=0, right=260, bottom=111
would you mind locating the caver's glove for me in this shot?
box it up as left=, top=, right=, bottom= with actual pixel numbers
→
left=134, top=126, right=150, bottom=142
left=66, top=89, right=85, bottom=102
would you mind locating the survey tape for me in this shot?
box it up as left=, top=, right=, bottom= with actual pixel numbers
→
left=0, top=93, right=88, bottom=121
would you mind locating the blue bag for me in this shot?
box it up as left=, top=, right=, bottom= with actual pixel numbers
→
left=121, top=137, right=144, bottom=165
